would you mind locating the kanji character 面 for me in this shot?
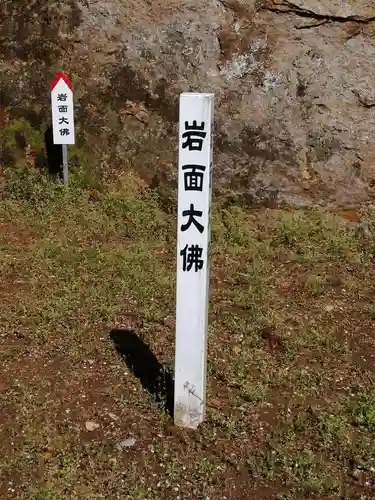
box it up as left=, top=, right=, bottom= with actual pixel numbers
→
left=182, top=164, right=206, bottom=192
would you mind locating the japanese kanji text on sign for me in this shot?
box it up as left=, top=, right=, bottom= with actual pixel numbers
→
left=50, top=72, right=75, bottom=146
left=174, top=93, right=214, bottom=429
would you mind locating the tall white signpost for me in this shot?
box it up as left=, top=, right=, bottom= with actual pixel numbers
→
left=50, top=72, right=75, bottom=184
left=174, top=93, right=214, bottom=429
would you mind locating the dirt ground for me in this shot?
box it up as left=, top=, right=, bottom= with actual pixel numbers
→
left=0, top=170, right=375, bottom=499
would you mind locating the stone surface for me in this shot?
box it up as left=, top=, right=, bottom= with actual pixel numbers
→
left=85, top=421, right=100, bottom=432
left=116, top=437, right=136, bottom=450
left=1, top=0, right=375, bottom=207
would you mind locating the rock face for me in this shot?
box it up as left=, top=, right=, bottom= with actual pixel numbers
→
left=1, top=0, right=375, bottom=207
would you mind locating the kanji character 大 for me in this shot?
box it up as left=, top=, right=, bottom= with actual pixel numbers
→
left=181, top=204, right=204, bottom=234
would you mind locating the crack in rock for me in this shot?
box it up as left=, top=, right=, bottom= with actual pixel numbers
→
left=263, top=0, right=375, bottom=23
left=353, top=89, right=375, bottom=108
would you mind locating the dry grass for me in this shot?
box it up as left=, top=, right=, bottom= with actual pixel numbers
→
left=0, top=164, right=375, bottom=499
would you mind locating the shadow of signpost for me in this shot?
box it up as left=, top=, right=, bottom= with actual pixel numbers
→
left=44, top=126, right=63, bottom=180
left=110, top=329, right=174, bottom=417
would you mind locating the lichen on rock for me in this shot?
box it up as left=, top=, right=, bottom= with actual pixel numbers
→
left=1, top=0, right=375, bottom=207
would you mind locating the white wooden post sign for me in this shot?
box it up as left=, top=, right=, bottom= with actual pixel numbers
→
left=174, top=93, right=214, bottom=429
left=50, top=72, right=75, bottom=184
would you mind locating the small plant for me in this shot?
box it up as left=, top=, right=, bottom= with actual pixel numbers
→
left=277, top=213, right=304, bottom=247
left=28, top=485, right=61, bottom=500
left=352, top=390, right=375, bottom=431
left=317, top=412, right=349, bottom=448
left=365, top=303, right=375, bottom=319
left=305, top=274, right=327, bottom=296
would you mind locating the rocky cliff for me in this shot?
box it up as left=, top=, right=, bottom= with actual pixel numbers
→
left=1, top=0, right=375, bottom=208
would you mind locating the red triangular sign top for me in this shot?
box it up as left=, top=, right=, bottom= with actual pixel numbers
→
left=51, top=72, right=73, bottom=91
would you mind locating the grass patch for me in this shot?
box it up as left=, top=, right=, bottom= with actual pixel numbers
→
left=28, top=486, right=62, bottom=500
left=352, top=388, right=375, bottom=431
left=0, top=165, right=374, bottom=499
left=274, top=211, right=360, bottom=264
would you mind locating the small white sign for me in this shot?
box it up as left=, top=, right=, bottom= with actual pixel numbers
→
left=174, top=93, right=214, bottom=429
left=51, top=72, right=75, bottom=145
